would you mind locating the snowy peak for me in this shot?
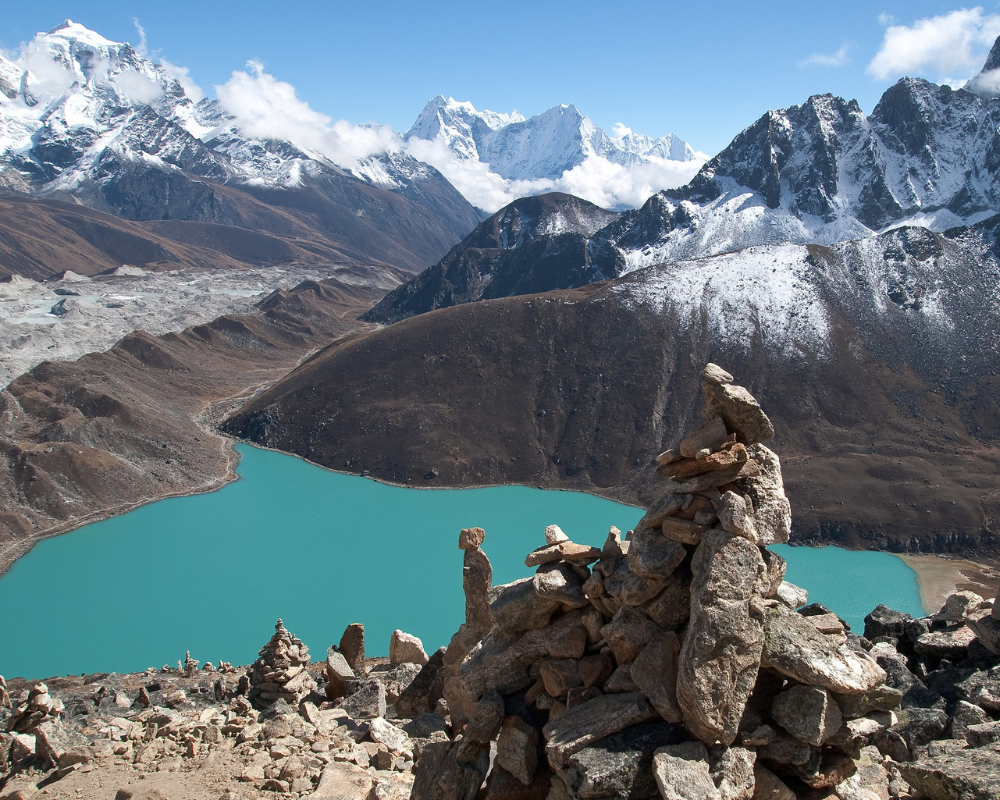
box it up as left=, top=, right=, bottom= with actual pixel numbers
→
left=405, top=95, right=705, bottom=181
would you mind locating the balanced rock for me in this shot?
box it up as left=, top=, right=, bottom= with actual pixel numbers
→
left=702, top=380, right=774, bottom=446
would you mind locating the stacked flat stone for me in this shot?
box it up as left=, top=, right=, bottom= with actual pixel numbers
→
left=248, top=619, right=317, bottom=708
left=414, top=364, right=898, bottom=800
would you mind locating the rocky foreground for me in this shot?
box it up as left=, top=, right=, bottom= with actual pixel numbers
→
left=3, top=366, right=1000, bottom=800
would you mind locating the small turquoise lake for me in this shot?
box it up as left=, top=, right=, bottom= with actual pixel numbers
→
left=0, top=444, right=925, bottom=680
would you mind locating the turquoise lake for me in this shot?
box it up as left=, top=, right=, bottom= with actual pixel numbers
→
left=0, top=444, right=925, bottom=680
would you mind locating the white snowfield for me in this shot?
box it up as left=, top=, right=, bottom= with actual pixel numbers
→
left=0, top=264, right=395, bottom=389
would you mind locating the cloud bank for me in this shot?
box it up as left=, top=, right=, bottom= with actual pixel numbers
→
left=215, top=61, right=398, bottom=169
left=404, top=137, right=704, bottom=213
left=868, top=7, right=1000, bottom=80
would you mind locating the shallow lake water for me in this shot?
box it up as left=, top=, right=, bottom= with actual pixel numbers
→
left=0, top=444, right=925, bottom=679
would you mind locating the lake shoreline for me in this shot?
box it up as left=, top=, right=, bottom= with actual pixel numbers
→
left=898, top=554, right=1000, bottom=615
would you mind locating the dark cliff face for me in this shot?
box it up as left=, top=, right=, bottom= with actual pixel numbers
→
left=362, top=193, right=619, bottom=324
left=224, top=223, right=1000, bottom=559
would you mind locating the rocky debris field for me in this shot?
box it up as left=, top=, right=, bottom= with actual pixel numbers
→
left=3, top=366, right=1000, bottom=800
left=0, top=264, right=403, bottom=389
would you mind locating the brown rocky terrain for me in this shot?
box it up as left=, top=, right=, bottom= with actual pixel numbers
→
left=0, top=271, right=399, bottom=576
left=224, top=280, right=1000, bottom=560
left=3, top=369, right=1000, bottom=800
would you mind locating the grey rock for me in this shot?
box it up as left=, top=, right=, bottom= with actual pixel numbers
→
left=862, top=605, right=912, bottom=645
left=966, top=608, right=1000, bottom=655
left=652, top=741, right=721, bottom=800
left=411, top=690, right=504, bottom=800
left=773, top=581, right=808, bottom=609
left=325, top=648, right=356, bottom=701
left=966, top=720, right=1000, bottom=746
left=340, top=678, right=387, bottom=720
left=891, top=707, right=949, bottom=752
left=948, top=700, right=988, bottom=740
left=534, top=563, right=589, bottom=609
left=339, top=623, right=366, bottom=675
left=601, top=607, right=663, bottom=664
left=495, top=715, right=539, bottom=785
left=491, top=577, right=562, bottom=635
left=759, top=550, right=786, bottom=599
left=640, top=493, right=689, bottom=528
left=901, top=740, right=1000, bottom=800
left=562, top=720, right=687, bottom=800
left=310, top=762, right=375, bottom=799
left=761, top=607, right=886, bottom=694
left=626, top=526, right=686, bottom=580
left=389, top=630, right=428, bottom=666
left=751, top=763, right=795, bottom=800
left=737, top=445, right=790, bottom=545
left=833, top=684, right=903, bottom=720
left=713, top=491, right=759, bottom=543
left=33, top=721, right=88, bottom=769
left=604, top=559, right=668, bottom=606
left=914, top=626, right=977, bottom=659
left=789, top=749, right=857, bottom=789
left=542, top=691, right=656, bottom=769
left=934, top=590, right=984, bottom=623
left=771, top=685, right=842, bottom=746
left=757, top=728, right=811, bottom=765
left=701, top=381, right=774, bottom=446
left=395, top=647, right=447, bottom=719
left=641, top=572, right=692, bottom=631
left=402, top=713, right=449, bottom=739
left=464, top=545, right=495, bottom=637
left=702, top=363, right=734, bottom=385
left=709, top=745, right=756, bottom=800
left=677, top=530, right=768, bottom=746
left=630, top=632, right=682, bottom=723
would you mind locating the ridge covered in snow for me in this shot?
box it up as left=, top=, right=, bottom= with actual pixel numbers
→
left=403, top=95, right=709, bottom=212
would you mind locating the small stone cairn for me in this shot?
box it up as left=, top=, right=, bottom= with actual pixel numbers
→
left=248, top=619, right=316, bottom=708
left=414, top=364, right=899, bottom=800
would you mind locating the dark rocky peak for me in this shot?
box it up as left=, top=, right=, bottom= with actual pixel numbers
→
left=870, top=78, right=953, bottom=155
left=460, top=193, right=617, bottom=252
left=982, top=34, right=1000, bottom=73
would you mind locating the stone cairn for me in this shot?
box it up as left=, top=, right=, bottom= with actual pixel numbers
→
left=248, top=619, right=317, bottom=708
left=413, top=364, right=899, bottom=800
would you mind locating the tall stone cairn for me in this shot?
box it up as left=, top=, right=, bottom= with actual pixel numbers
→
left=414, top=364, right=896, bottom=800
left=248, top=619, right=316, bottom=708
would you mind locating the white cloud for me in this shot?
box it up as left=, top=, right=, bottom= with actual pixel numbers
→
left=160, top=59, right=204, bottom=102
left=799, top=44, right=852, bottom=67
left=215, top=61, right=398, bottom=169
left=878, top=12, right=895, bottom=26
left=611, top=122, right=633, bottom=138
left=868, top=7, right=1000, bottom=80
left=405, top=135, right=705, bottom=213
left=131, top=18, right=149, bottom=57
left=113, top=68, right=162, bottom=104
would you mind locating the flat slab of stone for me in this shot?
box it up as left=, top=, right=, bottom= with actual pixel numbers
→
left=525, top=541, right=602, bottom=567
left=761, top=608, right=886, bottom=694
left=901, top=741, right=1000, bottom=800
left=542, top=691, right=656, bottom=768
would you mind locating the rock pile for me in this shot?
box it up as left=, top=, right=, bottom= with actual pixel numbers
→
left=411, top=365, right=910, bottom=800
left=248, top=619, right=317, bottom=708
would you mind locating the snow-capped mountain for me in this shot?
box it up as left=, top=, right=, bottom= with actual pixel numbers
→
left=403, top=95, right=708, bottom=211
left=406, top=95, right=703, bottom=181
left=0, top=21, right=482, bottom=272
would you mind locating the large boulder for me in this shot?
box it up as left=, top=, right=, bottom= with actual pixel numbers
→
left=676, top=530, right=769, bottom=745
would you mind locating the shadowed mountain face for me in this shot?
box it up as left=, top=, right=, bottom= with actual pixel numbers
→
left=225, top=224, right=1000, bottom=558
left=0, top=276, right=392, bottom=574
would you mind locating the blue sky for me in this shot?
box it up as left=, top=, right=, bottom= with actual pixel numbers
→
left=3, top=1, right=1000, bottom=155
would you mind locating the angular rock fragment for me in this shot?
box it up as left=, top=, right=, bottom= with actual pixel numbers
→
left=901, top=741, right=1000, bottom=800
left=395, top=647, right=447, bottom=719
left=495, top=716, right=539, bottom=785
left=661, top=517, right=711, bottom=545
left=542, top=692, right=656, bottom=768
left=713, top=490, right=759, bottom=543
left=627, top=526, right=686, bottom=580
left=601, top=607, right=662, bottom=664
left=341, top=678, right=387, bottom=720
left=771, top=685, right=842, bottom=746
left=389, top=630, right=429, bottom=666
left=652, top=740, right=721, bottom=800
left=491, top=577, right=562, bottom=635
left=677, top=530, right=768, bottom=746
left=562, top=721, right=686, bottom=799
left=525, top=542, right=602, bottom=567
left=709, top=745, right=756, bottom=800
left=630, top=632, right=682, bottom=723
left=545, top=524, right=570, bottom=545
left=339, top=623, right=366, bottom=675
left=325, top=648, right=356, bottom=701
left=534, top=563, right=589, bottom=609
left=701, top=381, right=774, bottom=446
left=761, top=608, right=886, bottom=694
left=738, top=445, right=790, bottom=545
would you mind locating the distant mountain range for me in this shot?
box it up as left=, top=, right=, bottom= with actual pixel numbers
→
left=0, top=21, right=481, bottom=276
